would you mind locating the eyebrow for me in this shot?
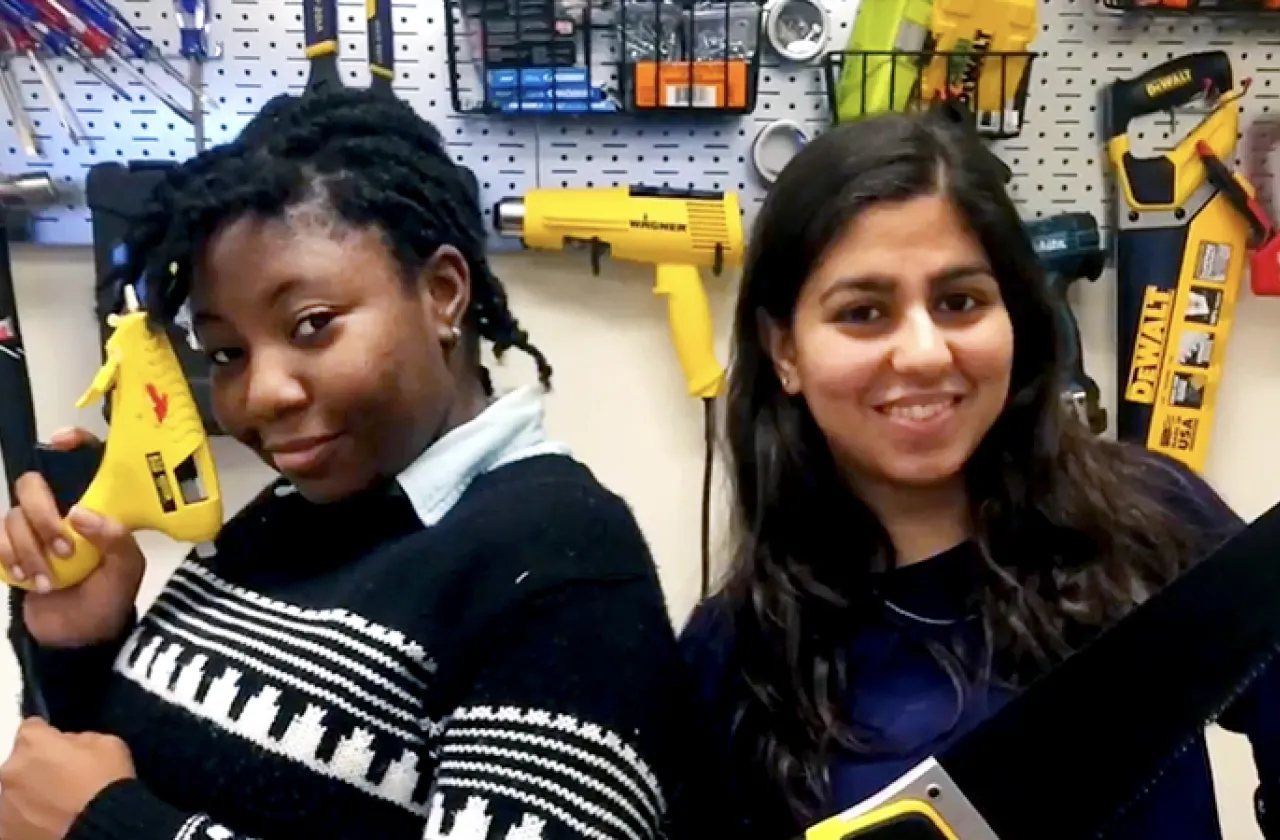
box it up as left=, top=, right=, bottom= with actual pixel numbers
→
left=190, top=277, right=306, bottom=326
left=818, top=264, right=993, bottom=304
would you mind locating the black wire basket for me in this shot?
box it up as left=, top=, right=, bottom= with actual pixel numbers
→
left=823, top=49, right=1037, bottom=139
left=617, top=0, right=766, bottom=115
left=1100, top=0, right=1280, bottom=11
left=443, top=0, right=766, bottom=116
left=444, top=0, right=622, bottom=115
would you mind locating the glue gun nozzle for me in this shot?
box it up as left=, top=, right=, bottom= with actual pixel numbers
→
left=122, top=284, right=141, bottom=313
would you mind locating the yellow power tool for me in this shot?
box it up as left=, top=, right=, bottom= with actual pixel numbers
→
left=494, top=185, right=744, bottom=399
left=0, top=283, right=223, bottom=590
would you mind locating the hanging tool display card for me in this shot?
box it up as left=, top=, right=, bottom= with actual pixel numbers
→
left=1121, top=220, right=1243, bottom=471
left=0, top=0, right=1278, bottom=261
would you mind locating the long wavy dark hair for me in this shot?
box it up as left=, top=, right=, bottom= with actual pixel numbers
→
left=718, top=112, right=1215, bottom=827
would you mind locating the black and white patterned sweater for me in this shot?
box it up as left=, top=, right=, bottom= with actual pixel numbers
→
left=8, top=388, right=694, bottom=840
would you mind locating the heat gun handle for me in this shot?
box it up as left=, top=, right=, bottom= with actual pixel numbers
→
left=1103, top=51, right=1233, bottom=141
left=654, top=264, right=723, bottom=400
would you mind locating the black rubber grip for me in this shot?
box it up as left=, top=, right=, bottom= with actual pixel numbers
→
left=302, top=0, right=337, bottom=52
left=302, top=0, right=342, bottom=94
left=1104, top=51, right=1233, bottom=140
left=367, top=0, right=394, bottom=92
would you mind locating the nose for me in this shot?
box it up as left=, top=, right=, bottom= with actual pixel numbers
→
left=890, top=306, right=954, bottom=376
left=240, top=348, right=309, bottom=423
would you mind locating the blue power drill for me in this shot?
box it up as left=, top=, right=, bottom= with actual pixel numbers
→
left=1024, top=212, right=1108, bottom=435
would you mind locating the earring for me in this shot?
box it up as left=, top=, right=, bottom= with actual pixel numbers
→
left=442, top=324, right=462, bottom=345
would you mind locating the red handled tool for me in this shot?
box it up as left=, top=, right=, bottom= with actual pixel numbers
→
left=1195, top=139, right=1280, bottom=296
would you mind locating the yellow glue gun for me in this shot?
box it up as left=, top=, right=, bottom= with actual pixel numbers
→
left=0, top=284, right=223, bottom=591
left=492, top=185, right=744, bottom=400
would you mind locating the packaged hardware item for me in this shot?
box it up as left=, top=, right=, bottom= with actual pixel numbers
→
left=624, top=0, right=760, bottom=109
left=836, top=0, right=934, bottom=120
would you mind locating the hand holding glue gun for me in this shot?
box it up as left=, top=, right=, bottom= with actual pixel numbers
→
left=0, top=284, right=222, bottom=644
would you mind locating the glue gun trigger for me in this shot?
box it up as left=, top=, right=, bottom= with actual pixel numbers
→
left=74, top=349, right=122, bottom=410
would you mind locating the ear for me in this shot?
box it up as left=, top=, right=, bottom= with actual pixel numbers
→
left=758, top=307, right=801, bottom=395
left=416, top=245, right=472, bottom=344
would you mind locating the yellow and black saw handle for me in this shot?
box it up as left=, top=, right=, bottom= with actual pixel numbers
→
left=1102, top=50, right=1233, bottom=142
left=803, top=759, right=1000, bottom=840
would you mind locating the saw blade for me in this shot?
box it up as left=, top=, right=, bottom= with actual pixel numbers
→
left=934, top=498, right=1280, bottom=840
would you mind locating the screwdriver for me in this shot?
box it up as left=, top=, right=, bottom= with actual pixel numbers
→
left=0, top=0, right=132, bottom=100
left=366, top=0, right=392, bottom=93
left=30, top=0, right=193, bottom=120
left=0, top=26, right=38, bottom=157
left=0, top=17, right=88, bottom=144
left=63, top=0, right=214, bottom=111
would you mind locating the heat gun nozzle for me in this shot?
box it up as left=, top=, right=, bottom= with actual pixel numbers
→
left=493, top=198, right=526, bottom=238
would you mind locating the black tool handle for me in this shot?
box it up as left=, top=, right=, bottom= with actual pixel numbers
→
left=1103, top=51, right=1233, bottom=141
left=0, top=218, right=35, bottom=488
left=366, top=0, right=394, bottom=93
left=1048, top=267, right=1108, bottom=434
left=302, top=0, right=342, bottom=93
left=0, top=215, right=48, bottom=721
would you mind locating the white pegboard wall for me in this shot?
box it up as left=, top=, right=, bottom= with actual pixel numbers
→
left=1000, top=1, right=1280, bottom=227
left=0, top=0, right=539, bottom=244
left=5, top=0, right=1280, bottom=244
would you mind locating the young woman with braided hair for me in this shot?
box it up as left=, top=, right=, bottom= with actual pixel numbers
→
left=0, top=88, right=693, bottom=840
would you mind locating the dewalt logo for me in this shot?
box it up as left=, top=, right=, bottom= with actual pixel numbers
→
left=1144, top=69, right=1191, bottom=100
left=1125, top=286, right=1175, bottom=404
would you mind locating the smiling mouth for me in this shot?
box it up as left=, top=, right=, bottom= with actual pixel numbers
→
left=877, top=397, right=962, bottom=422
left=267, top=434, right=343, bottom=475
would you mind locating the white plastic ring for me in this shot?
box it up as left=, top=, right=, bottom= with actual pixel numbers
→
left=763, top=0, right=830, bottom=65
left=751, top=119, right=810, bottom=185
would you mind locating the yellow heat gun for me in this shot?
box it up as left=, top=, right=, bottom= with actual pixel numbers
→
left=493, top=185, right=744, bottom=399
left=0, top=284, right=223, bottom=591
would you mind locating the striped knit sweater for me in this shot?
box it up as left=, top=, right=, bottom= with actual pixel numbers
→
left=8, top=389, right=693, bottom=840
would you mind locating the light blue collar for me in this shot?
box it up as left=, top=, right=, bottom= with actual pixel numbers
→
left=395, top=386, right=571, bottom=527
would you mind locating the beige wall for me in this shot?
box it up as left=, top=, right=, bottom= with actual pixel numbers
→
left=1, top=244, right=1274, bottom=836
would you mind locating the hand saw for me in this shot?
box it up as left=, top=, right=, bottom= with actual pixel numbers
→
left=1106, top=51, right=1247, bottom=475
left=803, top=495, right=1280, bottom=840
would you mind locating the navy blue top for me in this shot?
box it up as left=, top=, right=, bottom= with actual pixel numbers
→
left=678, top=455, right=1280, bottom=839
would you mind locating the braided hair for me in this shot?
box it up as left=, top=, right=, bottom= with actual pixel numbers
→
left=105, top=87, right=552, bottom=394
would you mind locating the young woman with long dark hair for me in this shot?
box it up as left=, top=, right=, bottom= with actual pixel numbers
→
left=679, top=111, right=1280, bottom=839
